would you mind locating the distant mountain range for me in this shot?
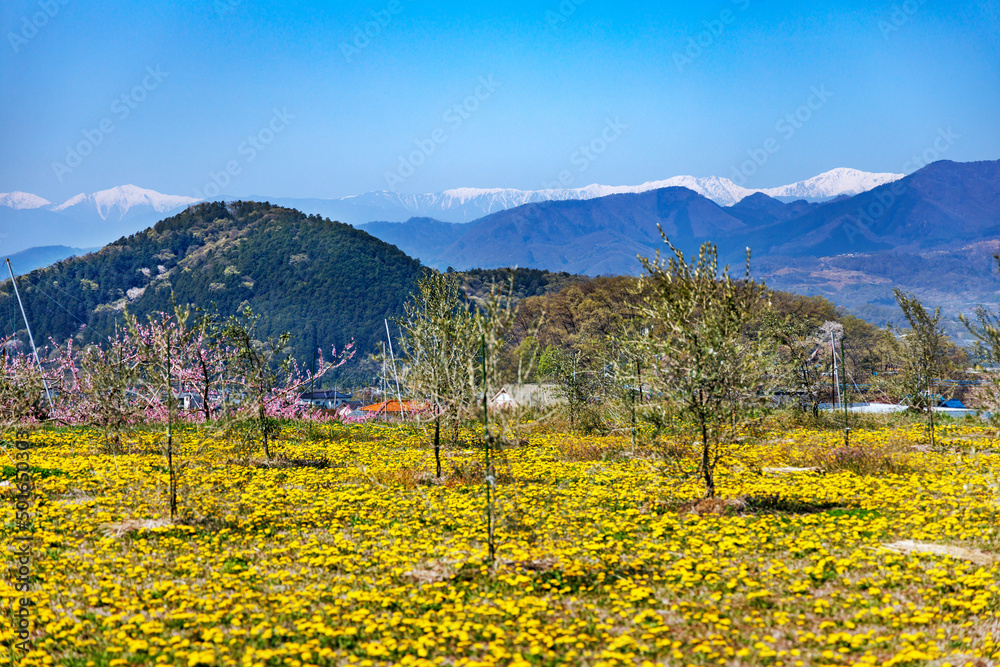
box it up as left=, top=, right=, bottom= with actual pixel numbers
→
left=258, top=167, right=903, bottom=224
left=4, top=162, right=996, bottom=329
left=357, top=159, right=1000, bottom=325
left=1, top=168, right=900, bottom=257
left=359, top=160, right=998, bottom=270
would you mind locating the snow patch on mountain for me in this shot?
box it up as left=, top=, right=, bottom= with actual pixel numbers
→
left=577, top=175, right=757, bottom=207
left=331, top=169, right=904, bottom=220
left=527, top=170, right=903, bottom=208
left=3, top=168, right=906, bottom=229
left=52, top=193, right=89, bottom=210
left=52, top=185, right=200, bottom=219
left=0, top=192, right=51, bottom=209
left=760, top=168, right=904, bottom=200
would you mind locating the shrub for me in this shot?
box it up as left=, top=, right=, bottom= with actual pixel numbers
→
left=556, top=437, right=628, bottom=462
left=815, top=445, right=912, bottom=476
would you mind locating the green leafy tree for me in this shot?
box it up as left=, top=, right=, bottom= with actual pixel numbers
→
left=886, top=289, right=958, bottom=447
left=639, top=231, right=771, bottom=498
left=395, top=272, right=479, bottom=477
left=538, top=346, right=594, bottom=430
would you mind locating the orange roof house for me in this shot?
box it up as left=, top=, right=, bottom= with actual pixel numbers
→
left=360, top=399, right=423, bottom=414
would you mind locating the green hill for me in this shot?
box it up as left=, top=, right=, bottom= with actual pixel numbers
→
left=0, top=201, right=426, bottom=382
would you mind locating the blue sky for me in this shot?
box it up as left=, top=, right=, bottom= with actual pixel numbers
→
left=1, top=0, right=997, bottom=201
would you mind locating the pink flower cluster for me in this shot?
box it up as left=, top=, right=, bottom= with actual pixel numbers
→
left=1, top=309, right=356, bottom=428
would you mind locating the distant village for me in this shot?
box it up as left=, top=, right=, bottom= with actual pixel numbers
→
left=294, top=384, right=561, bottom=420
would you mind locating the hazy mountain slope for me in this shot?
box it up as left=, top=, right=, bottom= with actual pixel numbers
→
left=757, top=160, right=1000, bottom=257
left=0, top=208, right=91, bottom=256
left=428, top=187, right=750, bottom=275
left=3, top=246, right=94, bottom=275
left=725, top=193, right=819, bottom=229
left=357, top=218, right=464, bottom=264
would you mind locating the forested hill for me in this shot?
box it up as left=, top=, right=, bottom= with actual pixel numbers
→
left=0, top=201, right=426, bottom=379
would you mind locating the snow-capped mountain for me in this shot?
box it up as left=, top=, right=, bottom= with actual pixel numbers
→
left=1, top=185, right=200, bottom=257
left=553, top=175, right=757, bottom=208
left=433, top=169, right=904, bottom=211
left=0, top=192, right=51, bottom=210
left=358, top=160, right=1000, bottom=283
left=759, top=168, right=904, bottom=201
left=268, top=168, right=904, bottom=224
left=52, top=185, right=199, bottom=220
left=0, top=169, right=904, bottom=256
left=412, top=175, right=755, bottom=211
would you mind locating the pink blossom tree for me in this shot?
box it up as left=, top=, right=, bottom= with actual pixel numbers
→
left=0, top=338, right=50, bottom=434
left=52, top=332, right=144, bottom=447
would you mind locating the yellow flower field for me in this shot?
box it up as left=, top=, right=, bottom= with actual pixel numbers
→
left=2, top=422, right=999, bottom=667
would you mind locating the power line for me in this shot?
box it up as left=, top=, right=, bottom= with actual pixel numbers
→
left=3, top=293, right=18, bottom=340
left=18, top=275, right=90, bottom=330
left=26, top=271, right=92, bottom=309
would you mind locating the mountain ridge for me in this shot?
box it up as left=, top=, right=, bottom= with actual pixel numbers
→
left=0, top=169, right=903, bottom=256
left=261, top=167, right=904, bottom=224
left=351, top=160, right=1000, bottom=320
left=5, top=160, right=998, bottom=359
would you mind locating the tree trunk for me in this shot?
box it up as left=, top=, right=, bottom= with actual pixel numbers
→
left=701, top=418, right=714, bottom=498
left=636, top=359, right=642, bottom=403
left=928, top=384, right=936, bottom=448
left=201, top=360, right=212, bottom=422
left=630, top=384, right=636, bottom=448
left=166, top=334, right=177, bottom=520
left=434, top=415, right=442, bottom=478
left=260, top=401, right=270, bottom=459
left=167, top=431, right=177, bottom=520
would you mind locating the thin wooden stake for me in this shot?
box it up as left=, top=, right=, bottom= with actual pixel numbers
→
left=482, top=335, right=495, bottom=564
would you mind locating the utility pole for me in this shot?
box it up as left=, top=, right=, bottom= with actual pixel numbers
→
left=840, top=336, right=850, bottom=447
left=5, top=258, right=54, bottom=411
left=384, top=319, right=404, bottom=420
left=481, top=335, right=495, bottom=564
left=831, top=330, right=842, bottom=410
left=310, top=324, right=317, bottom=406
